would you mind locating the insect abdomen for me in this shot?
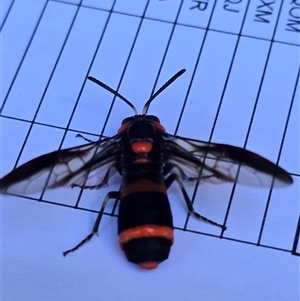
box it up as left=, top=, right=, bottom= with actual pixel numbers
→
left=118, top=180, right=173, bottom=269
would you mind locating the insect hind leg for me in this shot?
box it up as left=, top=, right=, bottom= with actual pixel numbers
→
left=63, top=191, right=120, bottom=256
left=164, top=170, right=226, bottom=231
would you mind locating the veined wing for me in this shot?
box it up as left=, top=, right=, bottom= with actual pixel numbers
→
left=0, top=135, right=121, bottom=195
left=164, top=134, right=293, bottom=187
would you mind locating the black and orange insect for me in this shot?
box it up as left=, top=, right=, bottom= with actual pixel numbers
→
left=0, top=69, right=293, bottom=269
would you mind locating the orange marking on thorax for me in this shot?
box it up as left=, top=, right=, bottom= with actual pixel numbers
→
left=131, top=141, right=153, bottom=153
left=133, top=158, right=151, bottom=164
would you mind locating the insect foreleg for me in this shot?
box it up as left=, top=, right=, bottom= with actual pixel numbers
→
left=71, top=164, right=118, bottom=190
left=75, top=133, right=96, bottom=143
left=164, top=169, right=226, bottom=230
left=63, top=191, right=120, bottom=256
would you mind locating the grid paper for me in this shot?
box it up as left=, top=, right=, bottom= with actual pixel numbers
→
left=1, top=1, right=300, bottom=301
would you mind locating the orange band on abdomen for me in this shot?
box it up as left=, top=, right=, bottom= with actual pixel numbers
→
left=120, top=180, right=166, bottom=198
left=119, top=225, right=174, bottom=248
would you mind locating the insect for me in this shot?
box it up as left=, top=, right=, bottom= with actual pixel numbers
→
left=0, top=69, right=293, bottom=269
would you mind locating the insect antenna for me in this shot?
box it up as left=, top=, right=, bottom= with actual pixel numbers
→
left=87, top=76, right=138, bottom=115
left=142, top=69, right=186, bottom=114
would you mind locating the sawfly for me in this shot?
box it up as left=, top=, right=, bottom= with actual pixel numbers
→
left=0, top=69, right=293, bottom=269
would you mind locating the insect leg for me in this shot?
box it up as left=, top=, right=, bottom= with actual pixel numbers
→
left=75, top=133, right=95, bottom=143
left=164, top=169, right=226, bottom=230
left=71, top=165, right=117, bottom=189
left=63, top=191, right=120, bottom=256
left=163, top=162, right=217, bottom=183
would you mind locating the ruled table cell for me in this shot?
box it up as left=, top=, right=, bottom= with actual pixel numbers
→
left=2, top=1, right=77, bottom=120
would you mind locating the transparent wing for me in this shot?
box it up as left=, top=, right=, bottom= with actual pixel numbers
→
left=0, top=135, right=121, bottom=195
left=164, top=134, right=293, bottom=187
